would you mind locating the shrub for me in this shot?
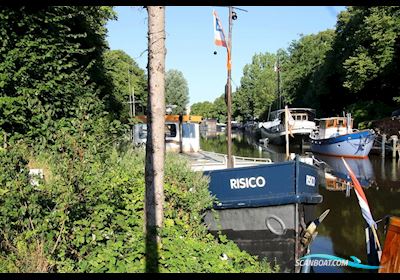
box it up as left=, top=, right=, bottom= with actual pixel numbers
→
left=0, top=143, right=276, bottom=272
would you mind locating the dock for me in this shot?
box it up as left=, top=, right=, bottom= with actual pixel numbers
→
left=371, top=133, right=400, bottom=159
left=182, top=150, right=272, bottom=171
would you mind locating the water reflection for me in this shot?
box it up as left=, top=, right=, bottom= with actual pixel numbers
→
left=200, top=131, right=400, bottom=273
left=315, top=155, right=375, bottom=188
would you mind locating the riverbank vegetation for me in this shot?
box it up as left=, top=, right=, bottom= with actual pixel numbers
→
left=0, top=6, right=276, bottom=272
left=191, top=7, right=400, bottom=127
left=0, top=143, right=276, bottom=272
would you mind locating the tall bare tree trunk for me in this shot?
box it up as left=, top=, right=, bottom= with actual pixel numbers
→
left=145, top=6, right=166, bottom=273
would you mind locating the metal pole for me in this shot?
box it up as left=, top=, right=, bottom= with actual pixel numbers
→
left=285, top=105, right=290, bottom=160
left=226, top=6, right=233, bottom=168
left=277, top=56, right=281, bottom=110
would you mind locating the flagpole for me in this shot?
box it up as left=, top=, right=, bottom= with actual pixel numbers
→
left=213, top=7, right=247, bottom=168
left=226, top=6, right=233, bottom=168
left=371, top=225, right=382, bottom=252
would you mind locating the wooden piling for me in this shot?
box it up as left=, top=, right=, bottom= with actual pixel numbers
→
left=381, top=134, right=386, bottom=158
left=392, top=135, right=398, bottom=159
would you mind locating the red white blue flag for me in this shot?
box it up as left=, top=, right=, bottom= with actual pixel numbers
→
left=213, top=10, right=227, bottom=47
left=341, top=158, right=376, bottom=228
left=213, top=10, right=231, bottom=70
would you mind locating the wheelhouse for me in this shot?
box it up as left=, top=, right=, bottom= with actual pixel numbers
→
left=134, top=114, right=202, bottom=153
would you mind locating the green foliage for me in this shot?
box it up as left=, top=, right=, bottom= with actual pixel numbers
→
left=234, top=52, right=277, bottom=121
left=213, top=94, right=227, bottom=123
left=190, top=101, right=215, bottom=119
left=281, top=30, right=335, bottom=110
left=265, top=6, right=400, bottom=119
left=190, top=94, right=227, bottom=123
left=344, top=100, right=394, bottom=129
left=165, top=69, right=189, bottom=115
left=341, top=7, right=400, bottom=93
left=0, top=7, right=117, bottom=145
left=0, top=143, right=276, bottom=272
left=103, top=50, right=148, bottom=122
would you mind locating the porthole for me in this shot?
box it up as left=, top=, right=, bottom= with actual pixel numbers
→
left=265, top=215, right=287, bottom=236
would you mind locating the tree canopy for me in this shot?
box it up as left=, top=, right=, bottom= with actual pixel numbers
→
left=233, top=52, right=277, bottom=121
left=165, top=69, right=189, bottom=115
left=104, top=49, right=147, bottom=122
left=0, top=7, right=118, bottom=144
left=190, top=93, right=227, bottom=123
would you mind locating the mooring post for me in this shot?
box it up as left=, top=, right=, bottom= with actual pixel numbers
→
left=381, top=134, right=386, bottom=158
left=391, top=135, right=398, bottom=159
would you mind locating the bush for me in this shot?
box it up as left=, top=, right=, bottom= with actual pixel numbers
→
left=0, top=143, right=276, bottom=272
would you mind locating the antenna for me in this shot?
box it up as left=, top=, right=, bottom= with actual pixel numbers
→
left=213, top=6, right=249, bottom=12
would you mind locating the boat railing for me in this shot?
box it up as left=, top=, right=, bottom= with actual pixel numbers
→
left=232, top=155, right=273, bottom=164
left=198, top=150, right=272, bottom=165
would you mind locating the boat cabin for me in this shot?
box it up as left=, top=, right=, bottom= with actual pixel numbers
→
left=134, top=114, right=202, bottom=153
left=314, top=116, right=353, bottom=139
left=269, top=108, right=316, bottom=122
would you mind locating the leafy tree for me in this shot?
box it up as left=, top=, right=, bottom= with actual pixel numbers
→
left=191, top=95, right=227, bottom=123
left=340, top=7, right=400, bottom=95
left=233, top=53, right=277, bottom=121
left=104, top=50, right=147, bottom=122
left=190, top=101, right=215, bottom=119
left=311, top=7, right=400, bottom=121
left=0, top=7, right=117, bottom=144
left=213, top=94, right=227, bottom=123
left=281, top=30, right=335, bottom=112
left=165, top=69, right=189, bottom=115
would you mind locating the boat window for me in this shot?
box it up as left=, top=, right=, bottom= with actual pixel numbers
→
left=293, top=113, right=308, bottom=121
left=165, top=123, right=177, bottom=137
left=337, top=119, right=345, bottom=127
left=182, top=123, right=196, bottom=139
left=326, top=120, right=335, bottom=128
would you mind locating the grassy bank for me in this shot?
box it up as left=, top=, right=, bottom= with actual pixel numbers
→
left=0, top=143, right=277, bottom=272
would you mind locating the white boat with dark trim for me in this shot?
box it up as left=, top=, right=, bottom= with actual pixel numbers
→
left=309, top=114, right=376, bottom=158
left=134, top=114, right=202, bottom=153
left=259, top=108, right=316, bottom=145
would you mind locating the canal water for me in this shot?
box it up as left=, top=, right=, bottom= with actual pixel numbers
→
left=200, top=131, right=400, bottom=273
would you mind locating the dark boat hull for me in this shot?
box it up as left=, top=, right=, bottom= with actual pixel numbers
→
left=203, top=157, right=323, bottom=272
left=204, top=204, right=317, bottom=272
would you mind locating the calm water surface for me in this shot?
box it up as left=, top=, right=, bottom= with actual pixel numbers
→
left=200, top=131, right=400, bottom=273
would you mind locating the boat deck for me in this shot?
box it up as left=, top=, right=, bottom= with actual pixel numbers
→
left=181, top=150, right=272, bottom=171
